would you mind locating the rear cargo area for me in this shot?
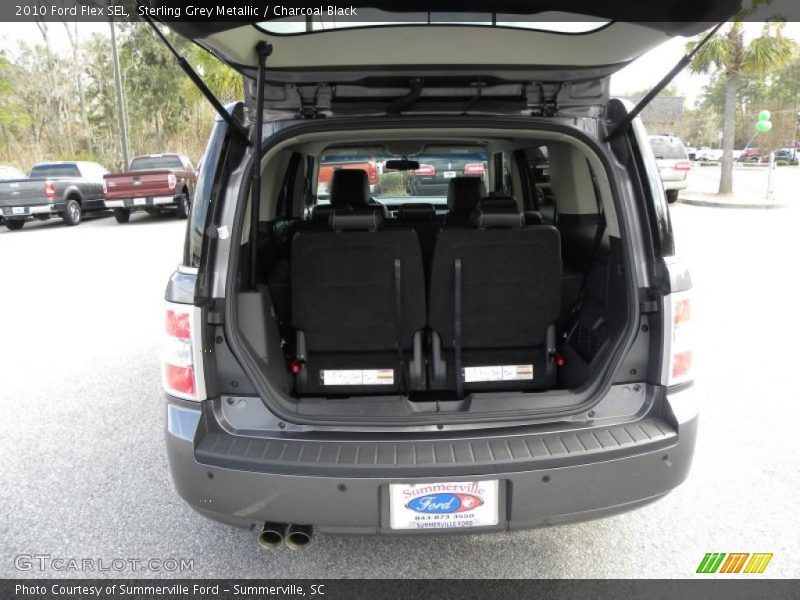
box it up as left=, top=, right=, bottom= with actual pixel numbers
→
left=229, top=123, right=636, bottom=422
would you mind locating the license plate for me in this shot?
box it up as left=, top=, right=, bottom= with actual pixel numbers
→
left=443, top=171, right=457, bottom=179
left=133, top=197, right=147, bottom=206
left=389, top=480, right=499, bottom=530
left=12, top=207, right=27, bottom=215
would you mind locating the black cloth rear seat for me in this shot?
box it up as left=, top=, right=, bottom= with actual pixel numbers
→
left=428, top=205, right=562, bottom=393
left=291, top=209, right=426, bottom=395
left=264, top=170, right=390, bottom=337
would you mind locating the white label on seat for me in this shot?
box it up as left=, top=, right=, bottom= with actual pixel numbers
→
left=322, top=369, right=394, bottom=386
left=463, top=364, right=534, bottom=383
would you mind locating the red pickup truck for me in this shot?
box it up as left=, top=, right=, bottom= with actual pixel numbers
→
left=317, top=157, right=377, bottom=199
left=103, top=154, right=196, bottom=223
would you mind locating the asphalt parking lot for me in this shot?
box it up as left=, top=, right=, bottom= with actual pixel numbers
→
left=1, top=203, right=799, bottom=579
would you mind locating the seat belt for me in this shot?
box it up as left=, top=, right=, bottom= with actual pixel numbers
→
left=573, top=218, right=605, bottom=310
left=567, top=177, right=607, bottom=327
left=454, top=258, right=464, bottom=397
left=302, top=156, right=315, bottom=218
left=393, top=258, right=408, bottom=395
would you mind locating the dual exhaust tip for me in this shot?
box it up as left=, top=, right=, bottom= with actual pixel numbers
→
left=257, top=522, right=313, bottom=550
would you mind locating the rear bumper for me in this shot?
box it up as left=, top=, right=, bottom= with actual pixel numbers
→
left=1, top=203, right=58, bottom=218
left=165, top=385, right=698, bottom=535
left=661, top=179, right=688, bottom=191
left=105, top=195, right=177, bottom=209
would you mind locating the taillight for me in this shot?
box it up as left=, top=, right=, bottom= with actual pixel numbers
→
left=668, top=291, right=693, bottom=386
left=102, top=179, right=108, bottom=195
left=414, top=164, right=436, bottom=176
left=464, top=163, right=485, bottom=175
left=167, top=173, right=177, bottom=190
left=368, top=163, right=378, bottom=185
left=674, top=161, right=691, bottom=172
left=44, top=182, right=56, bottom=200
left=162, top=304, right=202, bottom=400
left=166, top=309, right=191, bottom=339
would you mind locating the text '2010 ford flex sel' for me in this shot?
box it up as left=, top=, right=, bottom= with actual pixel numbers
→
left=154, top=1, right=740, bottom=548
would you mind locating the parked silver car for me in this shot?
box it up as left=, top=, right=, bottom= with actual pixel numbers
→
left=649, top=135, right=691, bottom=203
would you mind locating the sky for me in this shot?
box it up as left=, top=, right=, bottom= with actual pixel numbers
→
left=2, top=21, right=800, bottom=107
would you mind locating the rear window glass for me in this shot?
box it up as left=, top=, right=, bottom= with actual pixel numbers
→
left=316, top=149, right=488, bottom=208
left=29, top=164, right=80, bottom=178
left=649, top=138, right=688, bottom=160
left=259, top=11, right=608, bottom=34
left=130, top=156, right=184, bottom=171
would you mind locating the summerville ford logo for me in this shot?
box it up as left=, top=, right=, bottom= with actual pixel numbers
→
left=406, top=493, right=484, bottom=514
left=404, top=483, right=486, bottom=514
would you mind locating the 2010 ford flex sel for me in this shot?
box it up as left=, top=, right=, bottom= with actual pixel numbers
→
left=155, top=2, right=739, bottom=547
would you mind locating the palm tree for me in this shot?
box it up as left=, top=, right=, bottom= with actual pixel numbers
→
left=687, top=18, right=795, bottom=194
left=184, top=45, right=244, bottom=103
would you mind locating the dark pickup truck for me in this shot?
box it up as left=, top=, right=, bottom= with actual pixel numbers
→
left=103, top=154, right=196, bottom=223
left=406, top=153, right=488, bottom=196
left=0, top=161, right=108, bottom=230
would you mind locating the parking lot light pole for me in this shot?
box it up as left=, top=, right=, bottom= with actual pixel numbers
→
left=765, top=151, right=776, bottom=202
left=109, top=20, right=130, bottom=169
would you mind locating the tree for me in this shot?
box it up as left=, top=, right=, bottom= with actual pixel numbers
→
left=0, top=51, right=31, bottom=161
left=117, top=23, right=193, bottom=153
left=687, top=15, right=795, bottom=194
left=184, top=44, right=243, bottom=103
left=0, top=23, right=234, bottom=170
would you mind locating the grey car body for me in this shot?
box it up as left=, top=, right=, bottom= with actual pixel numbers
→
left=156, top=4, right=732, bottom=540
left=0, top=161, right=107, bottom=229
left=165, top=110, right=697, bottom=536
left=0, top=166, right=26, bottom=222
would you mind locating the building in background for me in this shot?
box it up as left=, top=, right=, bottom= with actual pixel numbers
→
left=619, top=96, right=685, bottom=136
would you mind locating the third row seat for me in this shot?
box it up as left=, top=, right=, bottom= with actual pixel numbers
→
left=290, top=201, right=562, bottom=397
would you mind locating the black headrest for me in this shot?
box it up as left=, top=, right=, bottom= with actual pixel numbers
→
left=470, top=207, right=525, bottom=229
left=524, top=210, right=543, bottom=225
left=330, top=209, right=384, bottom=231
left=310, top=203, right=340, bottom=222
left=479, top=196, right=542, bottom=225
left=330, top=169, right=370, bottom=207
left=447, top=177, right=485, bottom=214
left=398, top=203, right=436, bottom=221
left=478, top=196, right=519, bottom=212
